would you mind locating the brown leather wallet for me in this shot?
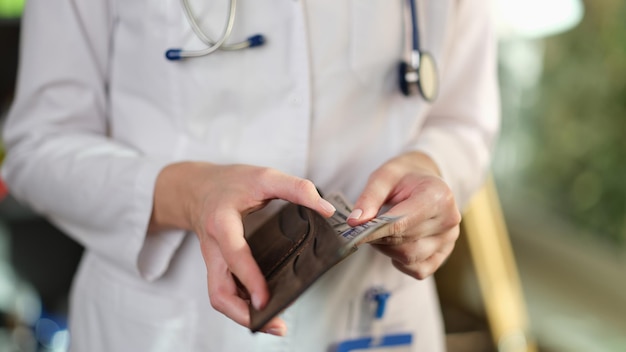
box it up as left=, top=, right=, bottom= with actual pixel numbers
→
left=245, top=202, right=356, bottom=332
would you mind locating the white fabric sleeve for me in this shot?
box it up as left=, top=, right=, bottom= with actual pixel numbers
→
left=1, top=0, right=186, bottom=281
left=410, top=0, right=501, bottom=209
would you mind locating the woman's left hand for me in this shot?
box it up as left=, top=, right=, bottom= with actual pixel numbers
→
left=347, top=151, right=461, bottom=279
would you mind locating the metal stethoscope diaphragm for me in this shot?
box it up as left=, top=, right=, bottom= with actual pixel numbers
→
left=398, top=0, right=438, bottom=101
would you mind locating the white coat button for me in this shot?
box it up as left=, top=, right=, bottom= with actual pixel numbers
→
left=289, top=94, right=303, bottom=106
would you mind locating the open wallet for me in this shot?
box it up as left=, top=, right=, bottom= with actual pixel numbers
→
left=245, top=193, right=398, bottom=332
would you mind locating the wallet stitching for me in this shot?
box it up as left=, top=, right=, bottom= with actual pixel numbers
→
left=264, top=226, right=309, bottom=279
left=264, top=208, right=319, bottom=280
left=250, top=207, right=353, bottom=332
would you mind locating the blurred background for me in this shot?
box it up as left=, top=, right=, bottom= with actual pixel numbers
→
left=492, top=0, right=626, bottom=351
left=0, top=0, right=624, bottom=351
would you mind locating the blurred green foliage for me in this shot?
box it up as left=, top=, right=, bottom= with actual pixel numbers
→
left=525, top=0, right=626, bottom=246
left=0, top=0, right=24, bottom=18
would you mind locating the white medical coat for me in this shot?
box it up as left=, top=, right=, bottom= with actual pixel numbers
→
left=2, top=0, right=499, bottom=351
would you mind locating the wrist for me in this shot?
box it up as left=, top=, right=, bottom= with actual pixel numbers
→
left=149, top=161, right=200, bottom=233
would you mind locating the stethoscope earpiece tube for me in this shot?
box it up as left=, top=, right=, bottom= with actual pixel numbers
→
left=166, top=0, right=266, bottom=60
left=166, top=49, right=183, bottom=61
left=247, top=34, right=266, bottom=48
left=164, top=32, right=265, bottom=61
left=169, top=0, right=437, bottom=101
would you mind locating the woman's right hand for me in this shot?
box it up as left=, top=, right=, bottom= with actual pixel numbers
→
left=149, top=162, right=336, bottom=336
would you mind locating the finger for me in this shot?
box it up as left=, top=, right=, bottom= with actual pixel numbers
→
left=353, top=216, right=400, bottom=245
left=392, top=241, right=456, bottom=280
left=204, top=237, right=254, bottom=327
left=372, top=236, right=439, bottom=265
left=370, top=224, right=456, bottom=263
left=259, top=317, right=288, bottom=336
left=373, top=241, right=420, bottom=264
left=347, top=171, right=398, bottom=226
left=205, top=238, right=288, bottom=335
left=355, top=210, right=420, bottom=245
left=362, top=196, right=461, bottom=245
left=209, top=209, right=270, bottom=311
left=258, top=171, right=336, bottom=217
left=367, top=213, right=459, bottom=245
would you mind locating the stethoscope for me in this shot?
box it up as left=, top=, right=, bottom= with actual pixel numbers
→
left=165, top=0, right=265, bottom=59
left=166, top=0, right=438, bottom=101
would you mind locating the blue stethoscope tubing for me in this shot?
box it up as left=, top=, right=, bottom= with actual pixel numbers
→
left=166, top=0, right=438, bottom=101
left=409, top=0, right=421, bottom=61
left=399, top=0, right=439, bottom=100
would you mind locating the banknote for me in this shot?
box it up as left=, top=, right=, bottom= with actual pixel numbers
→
left=323, top=192, right=399, bottom=254
left=324, top=192, right=355, bottom=234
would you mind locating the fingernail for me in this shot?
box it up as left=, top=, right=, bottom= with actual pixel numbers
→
left=319, top=198, right=336, bottom=214
left=348, top=208, right=363, bottom=221
left=252, top=294, right=263, bottom=310
left=265, top=326, right=286, bottom=336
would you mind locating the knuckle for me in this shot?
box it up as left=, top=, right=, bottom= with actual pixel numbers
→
left=452, top=208, right=462, bottom=225
left=255, top=167, right=279, bottom=185
left=447, top=226, right=461, bottom=242
left=389, top=217, right=409, bottom=237
left=203, top=211, right=222, bottom=234
left=425, top=179, right=456, bottom=206
left=397, top=252, right=418, bottom=266
left=208, top=290, right=227, bottom=313
left=393, top=260, right=430, bottom=280
left=442, top=212, right=462, bottom=232
left=412, top=261, right=434, bottom=280
left=356, top=192, right=379, bottom=210
left=398, top=243, right=419, bottom=264
left=293, top=178, right=317, bottom=196
left=369, top=166, right=388, bottom=182
left=441, top=180, right=455, bottom=197
left=378, top=235, right=404, bottom=246
left=413, top=175, right=437, bottom=195
left=414, top=268, right=432, bottom=280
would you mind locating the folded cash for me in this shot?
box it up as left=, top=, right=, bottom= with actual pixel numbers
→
left=324, top=192, right=399, bottom=254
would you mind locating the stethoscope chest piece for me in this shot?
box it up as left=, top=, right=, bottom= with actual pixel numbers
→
left=399, top=51, right=438, bottom=102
